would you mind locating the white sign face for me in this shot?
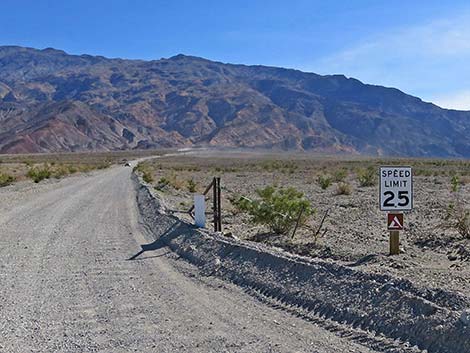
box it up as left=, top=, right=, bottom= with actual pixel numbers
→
left=194, top=194, right=206, bottom=228
left=379, top=167, right=413, bottom=211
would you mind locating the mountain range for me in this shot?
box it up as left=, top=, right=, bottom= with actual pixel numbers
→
left=0, top=45, right=469, bottom=157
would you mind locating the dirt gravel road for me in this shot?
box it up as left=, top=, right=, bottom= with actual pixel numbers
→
left=0, top=165, right=379, bottom=353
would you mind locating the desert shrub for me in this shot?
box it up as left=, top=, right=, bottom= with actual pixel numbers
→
left=134, top=162, right=154, bottom=184
left=317, top=174, right=332, bottom=190
left=142, top=171, right=154, bottom=184
left=260, top=160, right=298, bottom=174
left=357, top=166, right=376, bottom=187
left=333, top=169, right=348, bottom=182
left=0, top=172, right=15, bottom=187
left=187, top=178, right=197, bottom=193
left=27, top=165, right=52, bottom=183
left=169, top=173, right=184, bottom=190
left=155, top=173, right=184, bottom=191
left=51, top=164, right=72, bottom=179
left=155, top=177, right=170, bottom=191
left=78, top=164, right=93, bottom=173
left=451, top=175, right=460, bottom=193
left=67, top=165, right=78, bottom=174
left=444, top=200, right=470, bottom=238
left=233, top=185, right=313, bottom=234
left=158, top=177, right=170, bottom=186
left=261, top=160, right=278, bottom=172
left=133, top=163, right=145, bottom=174
left=335, top=182, right=352, bottom=195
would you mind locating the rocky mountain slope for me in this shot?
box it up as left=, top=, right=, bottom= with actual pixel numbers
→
left=0, top=45, right=469, bottom=157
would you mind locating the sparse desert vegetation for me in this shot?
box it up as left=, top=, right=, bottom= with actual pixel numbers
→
left=0, top=150, right=164, bottom=186
left=335, top=182, right=352, bottom=195
left=0, top=172, right=15, bottom=186
left=316, top=174, right=333, bottom=190
left=135, top=151, right=470, bottom=294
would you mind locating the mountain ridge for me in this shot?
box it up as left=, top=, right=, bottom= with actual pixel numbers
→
left=0, top=46, right=469, bottom=157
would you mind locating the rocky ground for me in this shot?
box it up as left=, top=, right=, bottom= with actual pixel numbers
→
left=139, top=151, right=470, bottom=297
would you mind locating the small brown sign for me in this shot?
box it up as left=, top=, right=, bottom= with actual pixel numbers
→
left=387, top=213, right=404, bottom=230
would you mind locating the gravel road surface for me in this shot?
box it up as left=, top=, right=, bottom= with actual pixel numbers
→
left=0, top=165, right=376, bottom=353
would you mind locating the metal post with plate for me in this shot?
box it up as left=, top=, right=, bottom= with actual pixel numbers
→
left=379, top=166, right=413, bottom=255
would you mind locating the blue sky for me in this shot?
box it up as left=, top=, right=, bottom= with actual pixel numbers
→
left=1, top=0, right=470, bottom=109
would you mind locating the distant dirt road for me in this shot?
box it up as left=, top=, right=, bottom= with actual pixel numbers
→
left=0, top=165, right=376, bottom=353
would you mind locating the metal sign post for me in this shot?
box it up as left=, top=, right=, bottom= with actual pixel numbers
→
left=379, top=167, right=413, bottom=255
left=213, top=177, right=222, bottom=232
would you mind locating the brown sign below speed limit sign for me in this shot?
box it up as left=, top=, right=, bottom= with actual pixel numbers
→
left=387, top=213, right=404, bottom=230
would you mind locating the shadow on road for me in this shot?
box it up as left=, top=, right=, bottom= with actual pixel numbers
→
left=130, top=251, right=172, bottom=261
left=127, top=221, right=193, bottom=261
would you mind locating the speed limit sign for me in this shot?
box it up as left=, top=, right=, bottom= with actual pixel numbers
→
left=379, top=166, right=413, bottom=211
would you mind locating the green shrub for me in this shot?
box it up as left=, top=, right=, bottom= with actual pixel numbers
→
left=133, top=163, right=144, bottom=173
left=357, top=166, right=377, bottom=187
left=134, top=162, right=154, bottom=184
left=52, top=165, right=69, bottom=179
left=187, top=178, right=197, bottom=193
left=335, top=182, right=352, bottom=195
left=27, top=165, right=52, bottom=183
left=155, top=177, right=170, bottom=191
left=333, top=169, right=348, bottom=182
left=451, top=175, right=460, bottom=193
left=233, top=185, right=313, bottom=235
left=445, top=201, right=470, bottom=238
left=0, top=172, right=15, bottom=187
left=158, top=177, right=170, bottom=185
left=317, top=174, right=332, bottom=190
left=67, top=165, right=78, bottom=174
left=154, top=173, right=184, bottom=190
left=78, top=164, right=93, bottom=173
left=142, top=171, right=154, bottom=184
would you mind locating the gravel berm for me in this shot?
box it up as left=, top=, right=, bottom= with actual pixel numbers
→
left=1, top=163, right=386, bottom=353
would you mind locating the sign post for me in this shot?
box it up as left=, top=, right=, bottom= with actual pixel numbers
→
left=389, top=231, right=400, bottom=255
left=379, top=167, right=413, bottom=255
